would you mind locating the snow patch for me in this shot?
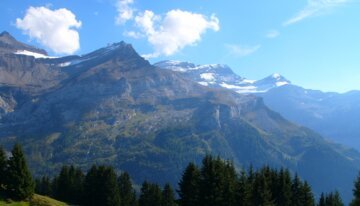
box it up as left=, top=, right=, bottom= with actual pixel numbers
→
left=241, top=79, right=256, bottom=84
left=200, top=73, right=215, bottom=81
left=14, top=50, right=56, bottom=59
left=276, top=81, right=289, bottom=87
left=272, top=73, right=281, bottom=79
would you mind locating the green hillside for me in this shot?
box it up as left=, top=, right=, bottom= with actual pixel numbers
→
left=0, top=194, right=68, bottom=206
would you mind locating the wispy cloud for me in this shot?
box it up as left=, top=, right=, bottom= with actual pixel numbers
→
left=115, top=0, right=134, bottom=25
left=225, top=44, right=261, bottom=57
left=284, top=0, right=349, bottom=26
left=266, top=30, right=280, bottom=39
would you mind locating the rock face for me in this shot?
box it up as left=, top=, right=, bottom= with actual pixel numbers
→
left=0, top=32, right=359, bottom=202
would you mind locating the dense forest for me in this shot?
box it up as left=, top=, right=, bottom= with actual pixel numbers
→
left=1, top=144, right=360, bottom=205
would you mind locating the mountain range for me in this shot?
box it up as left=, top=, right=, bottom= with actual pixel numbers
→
left=156, top=60, right=360, bottom=151
left=0, top=31, right=359, bottom=203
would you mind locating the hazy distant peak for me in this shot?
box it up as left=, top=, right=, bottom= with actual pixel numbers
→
left=156, top=60, right=291, bottom=93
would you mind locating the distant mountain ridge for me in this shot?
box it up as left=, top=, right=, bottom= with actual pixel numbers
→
left=0, top=32, right=359, bottom=203
left=156, top=60, right=360, bottom=153
left=155, top=60, right=290, bottom=93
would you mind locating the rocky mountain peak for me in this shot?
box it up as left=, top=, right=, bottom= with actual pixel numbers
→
left=256, top=73, right=291, bottom=87
left=0, top=31, right=47, bottom=55
left=0, top=31, right=15, bottom=40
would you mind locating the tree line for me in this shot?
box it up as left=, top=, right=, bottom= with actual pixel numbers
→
left=2, top=144, right=360, bottom=205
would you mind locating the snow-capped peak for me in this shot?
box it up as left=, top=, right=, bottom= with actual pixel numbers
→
left=155, top=60, right=291, bottom=94
left=272, top=73, right=281, bottom=79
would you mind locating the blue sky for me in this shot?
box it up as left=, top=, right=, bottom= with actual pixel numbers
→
left=1, top=0, right=360, bottom=93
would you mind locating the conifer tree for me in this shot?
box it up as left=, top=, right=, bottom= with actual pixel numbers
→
left=222, top=160, right=238, bottom=206
left=300, top=181, right=315, bottom=206
left=325, top=191, right=344, bottom=206
left=199, top=156, right=237, bottom=206
left=351, top=172, right=360, bottom=206
left=318, top=193, right=325, bottom=206
left=235, top=170, right=248, bottom=206
left=35, top=176, right=52, bottom=196
left=291, top=174, right=303, bottom=206
left=162, top=183, right=176, bottom=206
left=251, top=172, right=275, bottom=206
left=178, top=162, right=201, bottom=206
left=118, top=172, right=137, bottom=206
left=5, top=143, right=35, bottom=200
left=0, top=146, right=7, bottom=192
left=275, top=168, right=292, bottom=206
left=138, top=181, right=162, bottom=206
left=54, top=165, right=70, bottom=200
left=245, top=165, right=255, bottom=206
left=83, top=165, right=121, bottom=206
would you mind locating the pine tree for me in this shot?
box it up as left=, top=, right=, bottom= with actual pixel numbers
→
left=291, top=174, right=303, bottom=206
left=54, top=165, right=84, bottom=204
left=245, top=165, right=255, bottom=206
left=162, top=183, right=176, bottom=206
left=35, top=176, right=52, bottom=196
left=235, top=170, right=248, bottom=206
left=178, top=162, right=201, bottom=206
left=351, top=172, right=360, bottom=206
left=5, top=143, right=35, bottom=200
left=318, top=193, right=325, bottom=206
left=54, top=165, right=70, bottom=201
left=325, top=191, right=344, bottom=206
left=275, top=168, right=292, bottom=206
left=300, top=181, right=315, bottom=206
left=0, top=146, right=7, bottom=193
left=222, top=160, right=238, bottom=206
left=138, top=181, right=162, bottom=206
left=118, top=172, right=137, bottom=206
left=251, top=172, right=275, bottom=206
left=83, top=165, right=121, bottom=206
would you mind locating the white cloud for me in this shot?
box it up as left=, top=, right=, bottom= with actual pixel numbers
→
left=115, top=0, right=134, bottom=25
left=123, top=30, right=143, bottom=39
left=133, top=9, right=219, bottom=58
left=284, top=0, right=348, bottom=26
left=225, top=44, right=261, bottom=57
left=16, top=6, right=81, bottom=54
left=266, top=30, right=280, bottom=38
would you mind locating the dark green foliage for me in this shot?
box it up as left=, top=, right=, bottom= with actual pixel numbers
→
left=83, top=165, right=121, bottom=206
left=5, top=143, right=35, bottom=200
left=138, top=181, right=162, bottom=206
left=0, top=146, right=6, bottom=192
left=162, top=183, right=176, bottom=206
left=235, top=170, right=248, bottom=206
left=301, top=181, right=315, bottom=206
left=53, top=165, right=84, bottom=204
left=178, top=162, right=201, bottom=206
left=199, top=155, right=237, bottom=206
left=35, top=176, right=52, bottom=196
left=319, top=191, right=344, bottom=206
left=318, top=193, right=326, bottom=206
left=291, top=174, right=303, bottom=206
left=351, top=173, right=360, bottom=206
left=274, top=168, right=292, bottom=206
left=177, top=156, right=319, bottom=206
left=250, top=172, right=275, bottom=206
left=118, top=172, right=137, bottom=206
